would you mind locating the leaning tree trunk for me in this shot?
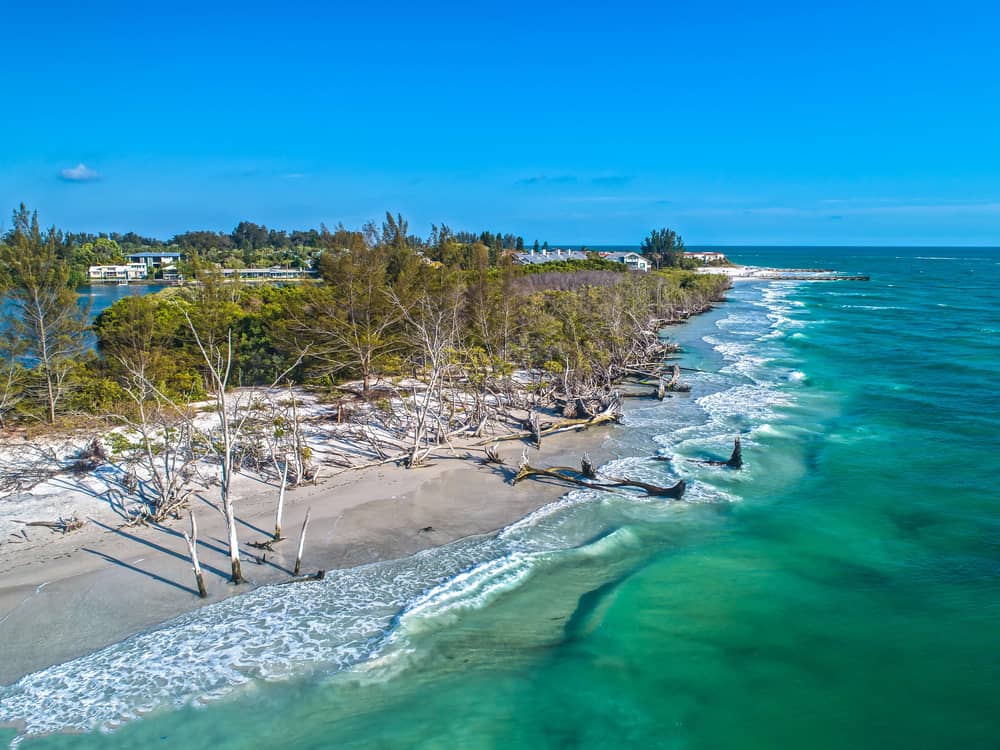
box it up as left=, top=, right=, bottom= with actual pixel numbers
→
left=274, top=460, right=288, bottom=541
left=294, top=507, right=311, bottom=577
left=221, top=469, right=243, bottom=584
left=182, top=512, right=208, bottom=598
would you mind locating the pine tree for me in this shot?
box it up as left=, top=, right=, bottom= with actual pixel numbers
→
left=0, top=205, right=90, bottom=423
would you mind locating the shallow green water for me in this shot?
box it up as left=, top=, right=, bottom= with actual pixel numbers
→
left=3, top=247, right=998, bottom=748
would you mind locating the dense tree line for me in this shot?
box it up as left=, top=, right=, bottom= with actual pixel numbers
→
left=8, top=202, right=538, bottom=285
left=0, top=206, right=727, bottom=427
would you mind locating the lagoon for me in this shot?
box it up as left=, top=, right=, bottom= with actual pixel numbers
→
left=77, top=282, right=167, bottom=319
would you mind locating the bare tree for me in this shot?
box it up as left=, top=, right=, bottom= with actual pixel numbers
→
left=0, top=349, right=25, bottom=430
left=114, top=358, right=203, bottom=522
left=182, top=512, right=208, bottom=598
left=391, top=280, right=463, bottom=467
left=180, top=294, right=304, bottom=583
left=293, top=507, right=311, bottom=576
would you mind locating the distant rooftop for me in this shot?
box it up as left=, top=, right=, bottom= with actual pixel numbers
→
left=514, top=249, right=589, bottom=264
left=127, top=251, right=183, bottom=258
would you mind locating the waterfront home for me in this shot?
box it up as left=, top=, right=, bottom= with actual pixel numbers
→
left=683, top=251, right=728, bottom=264
left=513, top=248, right=589, bottom=265
left=87, top=263, right=150, bottom=282
left=126, top=251, right=183, bottom=272
left=219, top=266, right=316, bottom=281
left=601, top=251, right=651, bottom=272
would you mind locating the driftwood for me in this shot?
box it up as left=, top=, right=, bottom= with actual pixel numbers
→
left=561, top=397, right=596, bottom=419
left=697, top=436, right=743, bottom=469
left=17, top=515, right=84, bottom=534
left=664, top=365, right=691, bottom=393
left=512, top=457, right=685, bottom=499
left=619, top=386, right=667, bottom=400
left=277, top=569, right=326, bottom=585
left=483, top=443, right=504, bottom=465
left=484, top=399, right=621, bottom=446
left=70, top=438, right=109, bottom=473
left=526, top=411, right=542, bottom=447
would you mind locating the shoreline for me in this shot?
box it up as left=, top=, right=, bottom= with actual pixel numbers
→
left=0, top=424, right=621, bottom=686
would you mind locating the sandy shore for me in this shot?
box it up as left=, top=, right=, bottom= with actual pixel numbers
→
left=0, top=427, right=619, bottom=685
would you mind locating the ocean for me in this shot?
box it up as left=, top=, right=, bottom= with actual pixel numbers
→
left=2, top=247, right=998, bottom=748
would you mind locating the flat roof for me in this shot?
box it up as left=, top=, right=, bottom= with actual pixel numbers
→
left=127, top=251, right=182, bottom=258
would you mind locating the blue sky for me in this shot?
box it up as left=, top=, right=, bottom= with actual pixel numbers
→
left=2, top=0, right=998, bottom=245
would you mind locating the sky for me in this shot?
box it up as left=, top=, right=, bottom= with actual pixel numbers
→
left=1, top=0, right=998, bottom=245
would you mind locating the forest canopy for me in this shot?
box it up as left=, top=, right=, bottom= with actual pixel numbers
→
left=0, top=206, right=728, bottom=427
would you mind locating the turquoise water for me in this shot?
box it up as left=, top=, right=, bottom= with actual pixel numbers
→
left=2, top=248, right=998, bottom=748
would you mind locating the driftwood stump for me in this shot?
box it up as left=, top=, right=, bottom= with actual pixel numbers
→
left=698, top=436, right=743, bottom=470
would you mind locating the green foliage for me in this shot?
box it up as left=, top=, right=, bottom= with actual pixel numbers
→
left=105, top=431, right=141, bottom=456
left=640, top=227, right=686, bottom=268
left=1, top=203, right=730, bottom=427
left=1, top=205, right=91, bottom=422
left=66, top=367, right=126, bottom=414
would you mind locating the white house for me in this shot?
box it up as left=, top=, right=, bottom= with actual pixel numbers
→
left=220, top=266, right=315, bottom=281
left=513, top=248, right=590, bottom=266
left=88, top=263, right=150, bottom=282
left=683, top=251, right=728, bottom=265
left=602, top=251, right=651, bottom=272
left=126, top=251, right=183, bottom=271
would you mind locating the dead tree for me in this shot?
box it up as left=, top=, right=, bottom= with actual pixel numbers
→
left=390, top=283, right=463, bottom=468
left=180, top=304, right=303, bottom=584
left=115, top=359, right=203, bottom=523
left=698, top=436, right=743, bottom=469
left=483, top=443, right=504, bottom=465
left=293, top=507, right=311, bottom=577
left=273, top=460, right=289, bottom=541
left=512, top=458, right=685, bottom=499
left=665, top=364, right=691, bottom=393
left=15, top=514, right=84, bottom=534
left=70, top=438, right=109, bottom=473
left=182, top=512, right=208, bottom=598
left=0, top=350, right=25, bottom=430
left=485, top=396, right=622, bottom=446
left=526, top=410, right=542, bottom=448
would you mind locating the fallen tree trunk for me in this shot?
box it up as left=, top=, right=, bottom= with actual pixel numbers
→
left=16, top=515, right=84, bottom=534
left=665, top=365, right=691, bottom=393
left=483, top=400, right=621, bottom=446
left=275, top=569, right=326, bottom=585
left=512, top=458, right=685, bottom=499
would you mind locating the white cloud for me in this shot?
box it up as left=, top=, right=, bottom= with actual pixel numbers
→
left=59, top=163, right=100, bottom=182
